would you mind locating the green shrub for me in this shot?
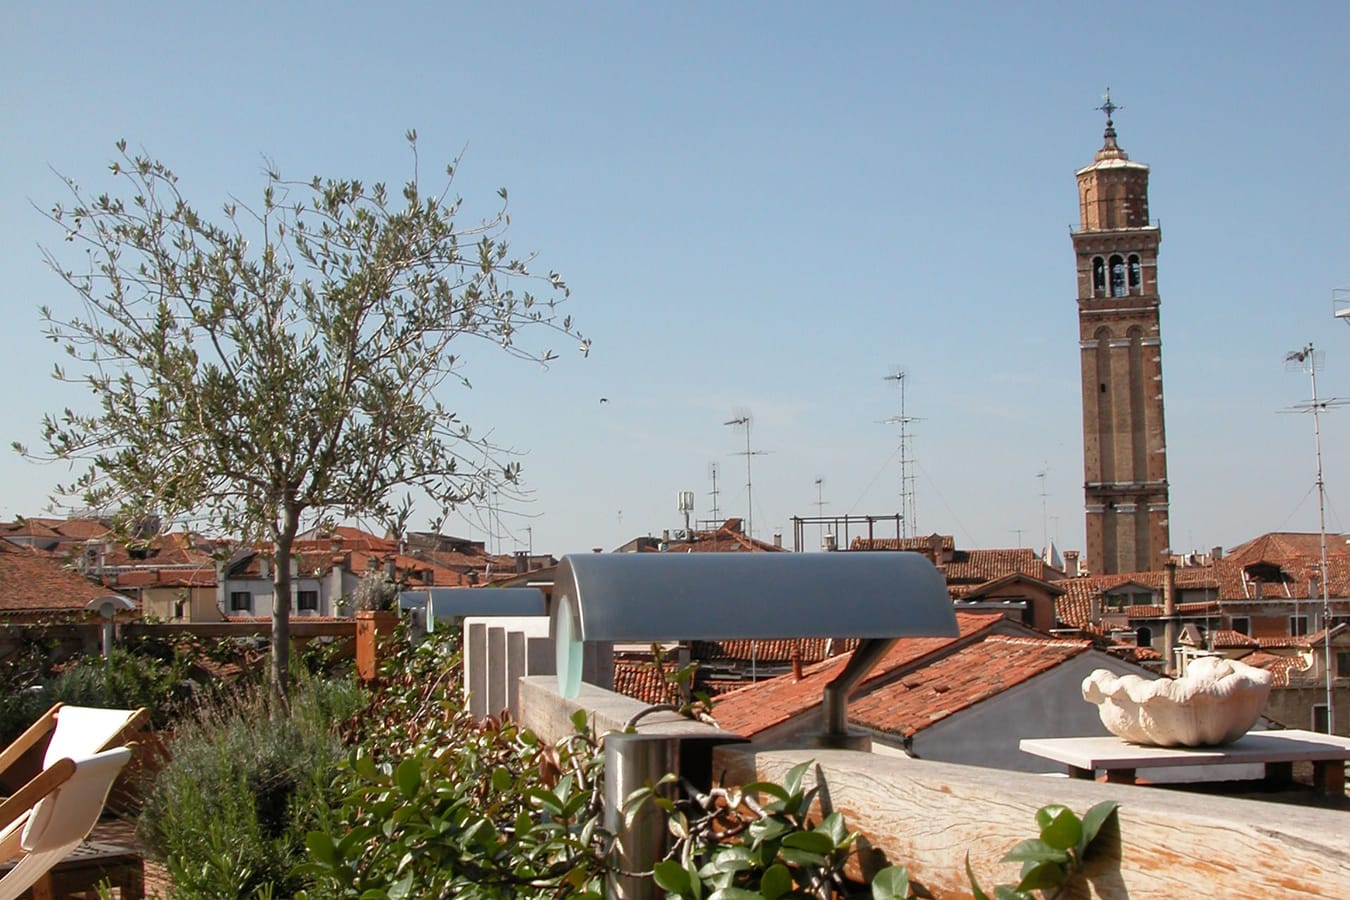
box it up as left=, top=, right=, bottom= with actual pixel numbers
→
left=138, top=673, right=365, bottom=899
left=0, top=648, right=190, bottom=747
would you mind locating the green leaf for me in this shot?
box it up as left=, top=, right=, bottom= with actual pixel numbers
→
left=992, top=887, right=1034, bottom=900
left=741, top=781, right=790, bottom=803
left=782, top=760, right=811, bottom=798
left=1001, top=838, right=1069, bottom=866
left=1078, top=800, right=1120, bottom=856
left=1034, top=804, right=1070, bottom=833
left=394, top=759, right=421, bottom=799
left=760, top=863, right=793, bottom=900
left=776, top=847, right=827, bottom=868
left=1036, top=806, right=1082, bottom=851
left=871, top=865, right=911, bottom=899
left=707, top=889, right=763, bottom=900
left=490, top=766, right=513, bottom=792
left=1015, top=861, right=1067, bottom=893
left=965, top=854, right=991, bottom=900
left=653, top=859, right=693, bottom=896
left=571, top=709, right=589, bottom=731
left=781, top=830, right=836, bottom=855
left=305, top=831, right=337, bottom=867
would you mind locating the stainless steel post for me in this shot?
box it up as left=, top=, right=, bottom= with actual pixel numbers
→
left=604, top=732, right=681, bottom=899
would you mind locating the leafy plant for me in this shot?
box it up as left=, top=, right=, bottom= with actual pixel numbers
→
left=298, top=634, right=607, bottom=898
left=967, top=801, right=1119, bottom=900
left=632, top=759, right=909, bottom=899
left=137, top=673, right=364, bottom=899
left=27, top=134, right=582, bottom=696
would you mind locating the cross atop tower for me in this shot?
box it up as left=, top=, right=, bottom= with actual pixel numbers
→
left=1095, top=88, right=1121, bottom=126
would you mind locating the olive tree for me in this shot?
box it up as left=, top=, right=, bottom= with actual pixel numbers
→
left=20, top=133, right=581, bottom=695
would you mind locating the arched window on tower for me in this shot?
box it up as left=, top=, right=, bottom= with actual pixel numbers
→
left=1109, top=255, right=1127, bottom=297
left=1092, top=257, right=1106, bottom=297
left=1128, top=254, right=1142, bottom=294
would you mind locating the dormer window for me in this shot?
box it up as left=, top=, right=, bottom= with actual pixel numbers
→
left=1109, top=255, right=1127, bottom=297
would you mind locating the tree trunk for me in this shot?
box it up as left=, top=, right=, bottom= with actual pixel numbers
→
left=271, top=506, right=300, bottom=701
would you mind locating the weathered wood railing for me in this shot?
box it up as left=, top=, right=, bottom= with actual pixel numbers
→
left=518, top=676, right=1350, bottom=899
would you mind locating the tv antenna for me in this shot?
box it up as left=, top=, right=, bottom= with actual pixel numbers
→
left=724, top=409, right=767, bottom=541
left=708, top=462, right=721, bottom=524
left=1036, top=465, right=1050, bottom=559
left=1281, top=343, right=1347, bottom=732
left=814, top=476, right=827, bottom=549
left=884, top=368, right=923, bottom=538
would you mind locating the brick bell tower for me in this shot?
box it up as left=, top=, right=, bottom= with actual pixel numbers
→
left=1072, top=94, right=1170, bottom=575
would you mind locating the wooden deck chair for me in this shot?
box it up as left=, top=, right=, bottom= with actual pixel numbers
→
left=0, top=745, right=135, bottom=900
left=0, top=704, right=148, bottom=790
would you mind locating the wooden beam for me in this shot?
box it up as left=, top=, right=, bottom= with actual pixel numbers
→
left=714, top=746, right=1350, bottom=899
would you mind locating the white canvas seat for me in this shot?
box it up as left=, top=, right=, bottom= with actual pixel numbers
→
left=0, top=746, right=135, bottom=900
left=0, top=703, right=148, bottom=786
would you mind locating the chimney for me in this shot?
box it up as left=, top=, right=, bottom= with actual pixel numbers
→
left=1063, top=550, right=1080, bottom=577
left=1210, top=546, right=1223, bottom=562
left=791, top=644, right=803, bottom=681
left=1089, top=592, right=1101, bottom=626
left=773, top=531, right=783, bottom=548
left=259, top=556, right=270, bottom=579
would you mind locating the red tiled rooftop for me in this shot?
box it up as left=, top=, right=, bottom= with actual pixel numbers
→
left=710, top=612, right=1008, bottom=737
left=0, top=540, right=129, bottom=615
left=849, top=634, right=1091, bottom=739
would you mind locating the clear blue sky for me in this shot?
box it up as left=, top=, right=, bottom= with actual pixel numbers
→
left=3, top=2, right=1347, bottom=559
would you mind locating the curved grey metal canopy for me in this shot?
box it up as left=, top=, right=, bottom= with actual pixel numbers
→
left=550, top=551, right=958, bottom=729
left=550, top=551, right=954, bottom=642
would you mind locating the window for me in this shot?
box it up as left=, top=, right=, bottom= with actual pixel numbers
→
left=1109, top=255, right=1127, bottom=297
left=1230, top=616, right=1250, bottom=636
left=229, top=591, right=252, bottom=613
left=1313, top=703, right=1330, bottom=734
left=1136, top=626, right=1152, bottom=648
left=1128, top=254, right=1141, bottom=293
left=1290, top=615, right=1309, bottom=637
left=1337, top=651, right=1350, bottom=678
left=1092, top=257, right=1106, bottom=296
left=298, top=590, right=319, bottom=612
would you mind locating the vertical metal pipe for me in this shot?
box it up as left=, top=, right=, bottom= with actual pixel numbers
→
left=604, top=733, right=681, bottom=900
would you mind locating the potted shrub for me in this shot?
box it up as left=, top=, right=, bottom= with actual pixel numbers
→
left=352, top=570, right=401, bottom=682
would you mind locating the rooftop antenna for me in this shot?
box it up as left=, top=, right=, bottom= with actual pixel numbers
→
left=677, top=490, right=695, bottom=538
left=884, top=367, right=923, bottom=538
left=1282, top=343, right=1347, bottom=733
left=814, top=476, right=827, bottom=550
left=1037, top=465, right=1050, bottom=558
left=724, top=409, right=766, bottom=541
left=708, top=462, right=721, bottom=524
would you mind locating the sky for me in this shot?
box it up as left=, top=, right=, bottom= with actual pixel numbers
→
left=2, top=2, right=1348, bottom=560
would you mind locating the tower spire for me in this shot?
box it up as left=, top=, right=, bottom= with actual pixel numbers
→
left=1094, top=89, right=1126, bottom=159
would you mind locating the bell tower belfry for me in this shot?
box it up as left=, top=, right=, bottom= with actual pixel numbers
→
left=1072, top=94, right=1170, bottom=575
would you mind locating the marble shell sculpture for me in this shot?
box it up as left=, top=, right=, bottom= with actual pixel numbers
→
left=1081, top=656, right=1274, bottom=747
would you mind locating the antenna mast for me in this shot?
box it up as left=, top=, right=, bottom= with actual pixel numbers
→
left=1285, top=343, right=1343, bottom=733
left=708, top=462, right=721, bottom=524
left=724, top=411, right=766, bottom=540
left=884, top=369, right=921, bottom=538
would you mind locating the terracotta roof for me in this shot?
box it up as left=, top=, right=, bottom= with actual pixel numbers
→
left=612, top=657, right=685, bottom=706
left=850, top=534, right=955, bottom=553
left=849, top=634, right=1092, bottom=740
left=0, top=540, right=130, bottom=616
left=690, top=638, right=858, bottom=665
left=112, top=567, right=217, bottom=589
left=710, top=612, right=1008, bottom=737
left=1238, top=650, right=1311, bottom=688
left=1205, top=629, right=1260, bottom=649
left=1225, top=532, right=1350, bottom=566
